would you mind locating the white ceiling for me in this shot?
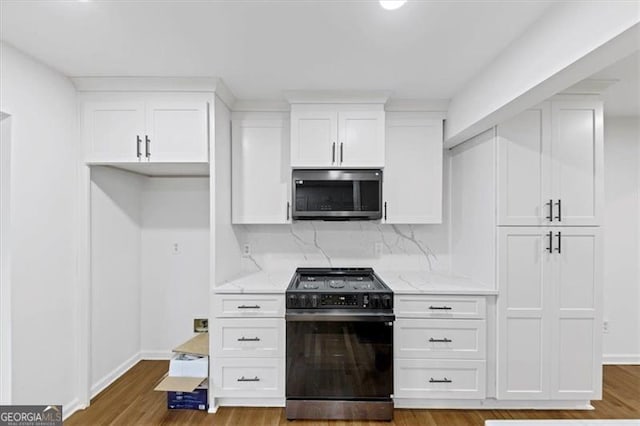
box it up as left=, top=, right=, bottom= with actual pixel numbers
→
left=591, top=51, right=640, bottom=117
left=0, top=0, right=554, bottom=101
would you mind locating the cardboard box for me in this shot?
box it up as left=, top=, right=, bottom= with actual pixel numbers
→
left=168, top=354, right=208, bottom=378
left=154, top=333, right=210, bottom=411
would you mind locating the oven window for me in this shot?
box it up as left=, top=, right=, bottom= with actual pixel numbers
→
left=286, top=321, right=393, bottom=399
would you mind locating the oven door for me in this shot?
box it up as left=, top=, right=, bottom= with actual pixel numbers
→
left=286, top=313, right=394, bottom=400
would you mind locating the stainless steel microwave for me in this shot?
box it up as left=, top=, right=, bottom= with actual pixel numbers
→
left=291, top=169, right=383, bottom=220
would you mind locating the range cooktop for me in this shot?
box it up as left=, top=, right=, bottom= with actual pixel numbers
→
left=286, top=267, right=393, bottom=311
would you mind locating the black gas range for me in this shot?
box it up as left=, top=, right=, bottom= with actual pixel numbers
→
left=285, top=267, right=394, bottom=421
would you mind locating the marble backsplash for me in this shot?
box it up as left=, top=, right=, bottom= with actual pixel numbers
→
left=233, top=221, right=450, bottom=274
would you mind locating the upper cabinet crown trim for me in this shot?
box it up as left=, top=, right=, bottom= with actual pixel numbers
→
left=284, top=90, right=391, bottom=105
left=71, top=76, right=236, bottom=109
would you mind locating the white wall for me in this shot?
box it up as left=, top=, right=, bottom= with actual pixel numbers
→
left=0, top=113, right=12, bottom=404
left=0, top=42, right=80, bottom=412
left=90, top=167, right=143, bottom=396
left=140, top=177, right=209, bottom=357
left=603, top=116, right=640, bottom=363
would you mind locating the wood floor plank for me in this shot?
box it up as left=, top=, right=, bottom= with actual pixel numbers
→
left=66, top=363, right=640, bottom=425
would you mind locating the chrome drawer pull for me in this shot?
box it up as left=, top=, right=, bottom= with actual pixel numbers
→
left=429, top=377, right=452, bottom=383
left=237, top=337, right=261, bottom=342
left=237, top=305, right=261, bottom=309
left=237, top=376, right=260, bottom=382
left=428, top=305, right=452, bottom=310
left=429, top=337, right=452, bottom=343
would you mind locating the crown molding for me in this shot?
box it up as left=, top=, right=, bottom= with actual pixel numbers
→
left=283, top=90, right=392, bottom=104
left=70, top=76, right=236, bottom=107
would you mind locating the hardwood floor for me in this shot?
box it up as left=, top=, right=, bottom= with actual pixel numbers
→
left=66, top=361, right=640, bottom=425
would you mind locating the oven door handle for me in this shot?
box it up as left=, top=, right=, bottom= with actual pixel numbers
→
left=285, top=313, right=395, bottom=322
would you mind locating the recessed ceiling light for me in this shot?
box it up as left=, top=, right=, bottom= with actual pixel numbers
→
left=379, top=0, right=407, bottom=10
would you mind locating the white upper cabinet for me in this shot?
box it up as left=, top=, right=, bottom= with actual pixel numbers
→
left=383, top=115, right=443, bottom=224
left=83, top=101, right=146, bottom=163
left=145, top=100, right=209, bottom=162
left=497, top=227, right=602, bottom=401
left=232, top=114, right=291, bottom=224
left=497, top=100, right=603, bottom=226
left=83, top=94, right=210, bottom=164
left=551, top=101, right=603, bottom=226
left=290, top=105, right=385, bottom=168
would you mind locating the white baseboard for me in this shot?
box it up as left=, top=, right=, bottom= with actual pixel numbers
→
left=393, top=398, right=593, bottom=410
left=91, top=352, right=141, bottom=398
left=63, top=397, right=87, bottom=421
left=603, top=354, right=640, bottom=364
left=139, top=350, right=172, bottom=360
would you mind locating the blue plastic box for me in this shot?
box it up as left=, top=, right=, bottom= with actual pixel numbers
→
left=167, top=388, right=208, bottom=411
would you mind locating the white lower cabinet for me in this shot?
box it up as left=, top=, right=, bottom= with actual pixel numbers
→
left=211, top=293, right=285, bottom=406
left=395, top=359, right=486, bottom=399
left=394, top=294, right=488, bottom=406
left=497, top=227, right=602, bottom=401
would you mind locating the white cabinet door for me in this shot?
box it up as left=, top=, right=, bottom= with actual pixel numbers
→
left=551, top=101, right=603, bottom=226
left=290, top=110, right=337, bottom=167
left=145, top=100, right=209, bottom=162
left=338, top=110, right=385, bottom=168
left=383, top=117, right=442, bottom=224
left=83, top=101, right=145, bottom=163
left=497, top=227, right=551, bottom=400
left=550, top=227, right=602, bottom=400
left=232, top=118, right=291, bottom=224
left=497, top=104, right=552, bottom=226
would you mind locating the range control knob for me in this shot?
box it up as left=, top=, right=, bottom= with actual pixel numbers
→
left=370, top=295, right=381, bottom=308
left=287, top=294, right=298, bottom=308
left=299, top=295, right=308, bottom=308
left=382, top=295, right=392, bottom=309
left=311, top=295, right=319, bottom=308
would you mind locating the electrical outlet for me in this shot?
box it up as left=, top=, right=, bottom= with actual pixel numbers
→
left=374, top=242, right=384, bottom=257
left=603, top=320, right=609, bottom=334
left=242, top=243, right=251, bottom=257
left=172, top=242, right=180, bottom=255
left=194, top=318, right=208, bottom=333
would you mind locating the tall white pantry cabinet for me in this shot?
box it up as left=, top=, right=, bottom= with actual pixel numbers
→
left=451, top=96, right=604, bottom=407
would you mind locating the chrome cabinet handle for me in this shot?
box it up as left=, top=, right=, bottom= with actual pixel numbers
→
left=237, top=337, right=261, bottom=342
left=237, top=376, right=260, bottom=382
left=145, top=135, right=151, bottom=159
left=332, top=142, right=336, bottom=164
left=136, top=135, right=142, bottom=159
left=384, top=202, right=387, bottom=221
left=547, top=231, right=553, bottom=253
left=340, top=142, right=344, bottom=164
left=429, top=377, right=452, bottom=383
left=554, top=199, right=562, bottom=222
left=428, top=305, right=452, bottom=310
left=555, top=231, right=562, bottom=254
left=429, top=337, right=452, bottom=343
left=237, top=305, right=261, bottom=309
left=545, top=199, right=553, bottom=222
left=286, top=201, right=290, bottom=221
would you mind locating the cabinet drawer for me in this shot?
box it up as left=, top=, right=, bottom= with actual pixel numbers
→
left=212, top=318, right=284, bottom=358
left=395, top=295, right=486, bottom=319
left=395, top=359, right=486, bottom=399
left=395, top=319, right=486, bottom=359
left=212, top=357, right=284, bottom=398
left=213, top=294, right=285, bottom=318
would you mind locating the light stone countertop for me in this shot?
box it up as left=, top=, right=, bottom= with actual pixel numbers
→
left=214, top=268, right=497, bottom=296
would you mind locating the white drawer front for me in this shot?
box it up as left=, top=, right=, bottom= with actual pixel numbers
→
left=395, top=295, right=486, bottom=319
left=212, top=357, right=284, bottom=398
left=212, top=318, right=284, bottom=358
left=395, top=319, right=486, bottom=360
left=395, top=359, right=486, bottom=399
left=213, top=294, right=285, bottom=318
